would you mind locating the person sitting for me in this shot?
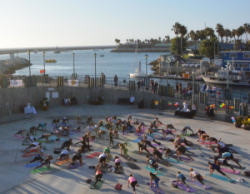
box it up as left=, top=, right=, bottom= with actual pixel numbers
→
left=54, top=150, right=70, bottom=164
left=68, top=151, right=83, bottom=168
left=37, top=123, right=47, bottom=131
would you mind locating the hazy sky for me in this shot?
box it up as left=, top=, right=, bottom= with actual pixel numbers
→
left=1, top=0, right=249, bottom=48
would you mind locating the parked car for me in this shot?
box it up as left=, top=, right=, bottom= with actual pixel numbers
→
left=182, top=64, right=189, bottom=67
left=195, top=64, right=200, bottom=68
left=189, top=63, right=196, bottom=68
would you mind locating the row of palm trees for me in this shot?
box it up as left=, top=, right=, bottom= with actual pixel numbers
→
left=124, top=37, right=171, bottom=45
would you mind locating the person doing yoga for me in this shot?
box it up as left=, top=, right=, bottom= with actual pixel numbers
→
left=34, top=154, right=53, bottom=171
left=99, top=152, right=106, bottom=167
left=153, top=148, right=171, bottom=166
left=121, top=125, right=126, bottom=135
left=197, top=128, right=206, bottom=139
left=37, top=133, right=51, bottom=143
left=138, top=140, right=150, bottom=154
left=62, top=117, right=69, bottom=125
left=23, top=144, right=43, bottom=156
left=146, top=155, right=159, bottom=171
left=93, top=166, right=103, bottom=188
left=103, top=146, right=111, bottom=158
left=144, top=139, right=156, bottom=149
left=108, top=128, right=114, bottom=147
left=86, top=116, right=93, bottom=125
left=181, top=126, right=194, bottom=136
left=114, top=156, right=122, bottom=174
left=149, top=172, right=161, bottom=193
left=127, top=120, right=132, bottom=131
left=217, top=145, right=237, bottom=156
left=127, top=115, right=132, bottom=121
left=29, top=126, right=37, bottom=135
left=61, top=139, right=73, bottom=150
left=190, top=168, right=206, bottom=188
left=176, top=172, right=190, bottom=191
left=153, top=115, right=162, bottom=128
left=22, top=134, right=36, bottom=145
left=68, top=151, right=83, bottom=168
left=52, top=119, right=60, bottom=127
left=163, top=148, right=179, bottom=162
left=176, top=145, right=195, bottom=161
left=24, top=142, right=41, bottom=151
left=37, top=123, right=47, bottom=131
left=27, top=154, right=44, bottom=165
left=113, top=128, right=118, bottom=138
left=208, top=161, right=231, bottom=180
left=214, top=156, right=236, bottom=172
left=166, top=124, right=176, bottom=132
left=164, top=128, right=175, bottom=137
left=147, top=127, right=154, bottom=135
left=15, top=129, right=26, bottom=137
left=53, top=150, right=70, bottom=164
left=222, top=152, right=242, bottom=169
left=127, top=174, right=138, bottom=194
left=119, top=143, right=128, bottom=156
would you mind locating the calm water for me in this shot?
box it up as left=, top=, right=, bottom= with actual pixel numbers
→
left=0, top=49, right=168, bottom=79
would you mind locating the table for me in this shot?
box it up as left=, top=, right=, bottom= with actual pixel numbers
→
left=24, top=107, right=37, bottom=114
left=174, top=111, right=194, bottom=119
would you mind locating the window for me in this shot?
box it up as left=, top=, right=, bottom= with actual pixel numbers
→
left=229, top=53, right=237, bottom=58
left=243, top=53, right=250, bottom=58
left=240, top=64, right=248, bottom=68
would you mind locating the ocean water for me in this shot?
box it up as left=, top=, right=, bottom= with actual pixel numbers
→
left=0, top=49, right=168, bottom=79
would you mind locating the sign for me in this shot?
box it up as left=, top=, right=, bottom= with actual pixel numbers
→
left=52, top=92, right=58, bottom=98
left=10, top=80, right=23, bottom=87
left=40, top=69, right=45, bottom=74
left=68, top=80, right=79, bottom=86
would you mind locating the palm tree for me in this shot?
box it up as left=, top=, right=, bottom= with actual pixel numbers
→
left=179, top=25, right=187, bottom=55
left=235, top=26, right=244, bottom=49
left=171, top=22, right=181, bottom=54
left=158, top=37, right=161, bottom=42
left=231, top=29, right=236, bottom=50
left=204, top=27, right=215, bottom=39
left=189, top=30, right=198, bottom=54
left=165, top=35, right=170, bottom=43
left=216, top=23, right=225, bottom=43
left=243, top=23, right=250, bottom=43
left=224, top=29, right=231, bottom=49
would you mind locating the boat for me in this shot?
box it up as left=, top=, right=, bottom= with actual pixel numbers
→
left=93, top=48, right=99, bottom=51
left=100, top=54, right=104, bottom=57
left=130, top=43, right=146, bottom=78
left=201, top=65, right=250, bottom=86
left=54, top=47, right=61, bottom=53
left=46, top=59, right=57, bottom=63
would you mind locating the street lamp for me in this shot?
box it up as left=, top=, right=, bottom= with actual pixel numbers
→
left=27, top=50, right=31, bottom=86
left=43, top=52, right=46, bottom=84
left=145, top=54, right=148, bottom=87
left=94, top=53, right=97, bottom=87
left=73, top=53, right=75, bottom=79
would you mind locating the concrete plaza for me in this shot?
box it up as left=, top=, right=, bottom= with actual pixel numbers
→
left=0, top=104, right=249, bottom=194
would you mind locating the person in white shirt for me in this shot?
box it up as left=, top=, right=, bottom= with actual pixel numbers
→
left=183, top=101, right=188, bottom=112
left=190, top=168, right=206, bottom=188
left=54, top=150, right=70, bottom=163
left=24, top=142, right=41, bottom=151
left=130, top=96, right=135, bottom=108
left=99, top=153, right=106, bottom=167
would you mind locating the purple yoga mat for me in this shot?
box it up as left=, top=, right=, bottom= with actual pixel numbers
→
left=146, top=182, right=165, bottom=194
left=171, top=181, right=195, bottom=192
left=134, top=132, right=144, bottom=136
left=69, top=163, right=85, bottom=169
left=220, top=168, right=241, bottom=174
left=151, top=144, right=160, bottom=147
left=179, top=156, right=192, bottom=161
left=187, top=179, right=211, bottom=189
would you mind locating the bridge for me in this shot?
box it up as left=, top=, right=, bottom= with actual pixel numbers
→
left=0, top=45, right=117, bottom=55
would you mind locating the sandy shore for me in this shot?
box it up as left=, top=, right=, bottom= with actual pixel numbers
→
left=0, top=57, right=31, bottom=74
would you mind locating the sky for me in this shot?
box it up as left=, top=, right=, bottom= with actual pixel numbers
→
left=0, top=0, right=250, bottom=48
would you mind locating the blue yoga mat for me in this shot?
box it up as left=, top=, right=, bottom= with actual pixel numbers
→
left=131, top=138, right=141, bottom=143
left=24, top=162, right=41, bottom=168
left=163, top=157, right=184, bottom=164
left=205, top=173, right=235, bottom=182
left=143, top=166, right=164, bottom=176
left=187, top=147, right=197, bottom=150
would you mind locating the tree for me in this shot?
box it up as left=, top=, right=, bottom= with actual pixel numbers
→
left=165, top=35, right=170, bottom=43
left=235, top=26, right=245, bottom=49
left=204, top=27, right=215, bottom=39
left=231, top=29, right=236, bottom=50
left=198, top=37, right=218, bottom=58
left=224, top=29, right=231, bottom=49
left=179, top=25, right=187, bottom=55
left=243, top=23, right=250, bottom=43
left=171, top=22, right=181, bottom=54
left=170, top=37, right=187, bottom=55
left=158, top=37, right=161, bottom=42
left=199, top=30, right=207, bottom=41
left=189, top=30, right=198, bottom=54
left=216, top=23, right=225, bottom=43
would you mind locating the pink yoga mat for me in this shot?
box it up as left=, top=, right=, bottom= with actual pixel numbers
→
left=220, top=168, right=241, bottom=174
left=14, top=135, right=25, bottom=139
left=85, top=152, right=101, bottom=159
left=151, top=144, right=160, bottom=147
left=200, top=142, right=216, bottom=145
left=156, top=124, right=163, bottom=127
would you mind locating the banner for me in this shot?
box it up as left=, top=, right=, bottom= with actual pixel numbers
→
left=10, top=80, right=23, bottom=87
left=68, top=80, right=79, bottom=86
left=40, top=69, right=45, bottom=73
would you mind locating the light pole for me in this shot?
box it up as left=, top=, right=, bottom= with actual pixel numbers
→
left=27, top=50, right=31, bottom=86
left=43, top=52, right=46, bottom=84
left=192, top=70, right=195, bottom=105
left=94, top=53, right=97, bottom=87
left=73, top=53, right=75, bottom=79
left=145, top=54, right=148, bottom=87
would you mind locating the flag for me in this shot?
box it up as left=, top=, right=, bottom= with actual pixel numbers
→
left=40, top=69, right=45, bottom=73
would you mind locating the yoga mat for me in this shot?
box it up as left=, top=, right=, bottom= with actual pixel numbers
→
left=116, top=165, right=124, bottom=174
left=143, top=166, right=164, bottom=176
left=187, top=179, right=211, bottom=189
left=125, top=162, right=140, bottom=170
left=200, top=142, right=217, bottom=145
left=30, top=167, right=53, bottom=174
left=159, top=137, right=173, bottom=141
left=151, top=144, right=161, bottom=147
left=50, top=137, right=65, bottom=141
left=171, top=180, right=196, bottom=192
left=163, top=157, right=183, bottom=164
left=131, top=138, right=141, bottom=143
left=179, top=156, right=193, bottom=161
left=220, top=168, right=241, bottom=174
left=222, top=164, right=245, bottom=170
left=187, top=147, right=197, bottom=150
left=134, top=132, right=144, bottom=136
left=37, top=140, right=53, bottom=144
left=131, top=150, right=152, bottom=156
left=69, top=162, right=85, bottom=169
left=205, top=173, right=235, bottom=182
left=147, top=148, right=162, bottom=153
left=90, top=179, right=105, bottom=190
left=86, top=152, right=102, bottom=159
left=22, top=154, right=38, bottom=158
left=24, top=162, right=41, bottom=168
left=146, top=182, right=165, bottom=194
left=14, top=135, right=25, bottom=139
left=55, top=159, right=72, bottom=165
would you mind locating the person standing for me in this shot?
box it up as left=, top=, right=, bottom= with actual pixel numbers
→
left=114, top=75, right=118, bottom=86
left=202, top=84, right=206, bottom=93
left=205, top=105, right=210, bottom=120
left=140, top=80, right=144, bottom=91
left=130, top=95, right=135, bottom=108
left=154, top=82, right=158, bottom=94
left=176, top=83, right=179, bottom=93
left=151, top=80, right=154, bottom=93
left=183, top=101, right=188, bottom=111
left=137, top=80, right=141, bottom=91
left=179, top=83, right=182, bottom=94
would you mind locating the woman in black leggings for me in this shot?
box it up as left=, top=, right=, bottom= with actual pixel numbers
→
left=27, top=154, right=44, bottom=165
left=138, top=141, right=150, bottom=154
left=34, top=155, right=53, bottom=171
left=214, top=156, right=235, bottom=172
left=208, top=161, right=231, bottom=180
left=94, top=166, right=102, bottom=188
left=163, top=148, right=179, bottom=162
left=127, top=174, right=138, bottom=194
left=176, top=145, right=194, bottom=161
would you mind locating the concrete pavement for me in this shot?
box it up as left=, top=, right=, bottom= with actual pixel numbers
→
left=0, top=104, right=249, bottom=194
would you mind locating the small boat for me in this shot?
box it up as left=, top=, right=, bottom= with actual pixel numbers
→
left=46, top=59, right=57, bottom=63
left=54, top=47, right=61, bottom=53
left=100, top=54, right=104, bottom=57
left=129, top=68, right=146, bottom=78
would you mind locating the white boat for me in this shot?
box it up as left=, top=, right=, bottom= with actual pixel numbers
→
left=129, top=68, right=146, bottom=78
